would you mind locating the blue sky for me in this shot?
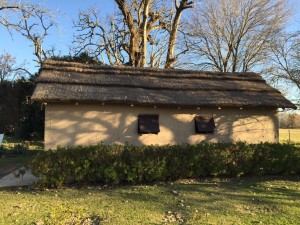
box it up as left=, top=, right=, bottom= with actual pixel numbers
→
left=1, top=0, right=300, bottom=77
left=0, top=0, right=116, bottom=73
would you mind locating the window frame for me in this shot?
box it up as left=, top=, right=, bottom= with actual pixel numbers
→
left=194, top=115, right=216, bottom=134
left=138, top=114, right=160, bottom=134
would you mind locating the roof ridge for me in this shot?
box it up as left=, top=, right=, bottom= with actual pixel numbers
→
left=42, top=59, right=260, bottom=77
left=38, top=69, right=266, bottom=82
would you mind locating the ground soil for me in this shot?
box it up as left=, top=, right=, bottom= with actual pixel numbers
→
left=0, top=164, right=22, bottom=178
left=0, top=155, right=31, bottom=179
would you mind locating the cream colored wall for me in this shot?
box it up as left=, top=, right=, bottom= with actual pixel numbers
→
left=44, top=103, right=279, bottom=149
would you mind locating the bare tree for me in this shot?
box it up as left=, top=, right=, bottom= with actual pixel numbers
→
left=165, top=0, right=193, bottom=68
left=187, top=0, right=290, bottom=72
left=270, top=32, right=300, bottom=91
left=0, top=52, right=16, bottom=84
left=0, top=0, right=57, bottom=65
left=73, top=0, right=192, bottom=68
left=279, top=113, right=300, bottom=128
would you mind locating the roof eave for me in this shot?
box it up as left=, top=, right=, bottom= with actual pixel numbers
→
left=30, top=97, right=296, bottom=109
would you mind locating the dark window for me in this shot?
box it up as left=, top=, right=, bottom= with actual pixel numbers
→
left=138, top=115, right=160, bottom=134
left=195, top=115, right=215, bottom=134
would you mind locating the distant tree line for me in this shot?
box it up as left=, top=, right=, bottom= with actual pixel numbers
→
left=0, top=76, right=44, bottom=139
left=279, top=113, right=300, bottom=129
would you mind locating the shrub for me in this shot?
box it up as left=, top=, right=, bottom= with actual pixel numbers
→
left=29, top=142, right=300, bottom=187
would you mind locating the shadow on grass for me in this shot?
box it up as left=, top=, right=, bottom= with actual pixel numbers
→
left=101, top=175, right=300, bottom=219
left=0, top=175, right=300, bottom=224
left=167, top=175, right=300, bottom=214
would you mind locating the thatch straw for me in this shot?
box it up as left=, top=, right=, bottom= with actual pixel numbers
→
left=32, top=59, right=296, bottom=109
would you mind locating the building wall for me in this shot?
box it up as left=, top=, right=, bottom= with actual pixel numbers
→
left=44, top=103, right=279, bottom=149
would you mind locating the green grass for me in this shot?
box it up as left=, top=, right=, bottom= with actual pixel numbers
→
left=279, top=129, right=300, bottom=144
left=0, top=176, right=299, bottom=225
left=1, top=135, right=43, bottom=151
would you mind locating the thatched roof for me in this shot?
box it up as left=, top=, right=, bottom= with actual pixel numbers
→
left=32, top=59, right=296, bottom=109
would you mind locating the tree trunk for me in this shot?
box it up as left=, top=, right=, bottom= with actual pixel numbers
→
left=165, top=0, right=193, bottom=68
left=140, top=0, right=150, bottom=67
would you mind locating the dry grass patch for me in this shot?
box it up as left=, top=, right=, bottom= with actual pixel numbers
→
left=279, top=129, right=300, bottom=144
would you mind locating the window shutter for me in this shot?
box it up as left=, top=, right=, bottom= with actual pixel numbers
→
left=138, top=115, right=160, bottom=134
left=195, top=115, right=215, bottom=134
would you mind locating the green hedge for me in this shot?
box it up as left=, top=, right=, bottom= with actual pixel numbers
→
left=29, top=142, right=300, bottom=187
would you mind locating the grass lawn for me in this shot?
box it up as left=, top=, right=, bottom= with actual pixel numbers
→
left=279, top=129, right=300, bottom=144
left=0, top=176, right=299, bottom=225
left=1, top=135, right=43, bottom=151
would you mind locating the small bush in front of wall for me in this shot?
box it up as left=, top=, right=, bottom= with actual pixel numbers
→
left=29, top=142, right=300, bottom=188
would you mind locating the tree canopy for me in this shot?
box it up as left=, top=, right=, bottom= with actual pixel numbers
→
left=0, top=0, right=57, bottom=66
left=73, top=0, right=193, bottom=68
left=187, top=0, right=290, bottom=73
